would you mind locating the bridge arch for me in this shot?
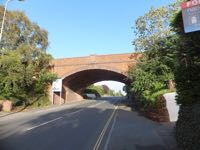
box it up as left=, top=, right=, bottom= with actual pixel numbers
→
left=61, top=65, right=128, bottom=80
left=62, top=65, right=130, bottom=89
left=53, top=66, right=130, bottom=104
left=51, top=53, right=141, bottom=104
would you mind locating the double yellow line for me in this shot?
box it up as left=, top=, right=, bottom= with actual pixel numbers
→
left=93, top=106, right=118, bottom=150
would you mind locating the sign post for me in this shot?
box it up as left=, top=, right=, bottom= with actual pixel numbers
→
left=181, top=0, right=200, bottom=33
left=52, top=79, right=62, bottom=105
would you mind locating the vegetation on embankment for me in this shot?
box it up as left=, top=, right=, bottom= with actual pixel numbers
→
left=128, top=2, right=178, bottom=109
left=85, top=84, right=124, bottom=98
left=129, top=0, right=200, bottom=149
left=0, top=6, right=57, bottom=109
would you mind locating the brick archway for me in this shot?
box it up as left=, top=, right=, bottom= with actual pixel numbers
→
left=61, top=65, right=127, bottom=80
left=51, top=53, right=141, bottom=104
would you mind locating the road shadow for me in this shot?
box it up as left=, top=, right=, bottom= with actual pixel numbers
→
left=0, top=96, right=120, bottom=119
left=135, top=144, right=168, bottom=150
left=0, top=99, right=177, bottom=150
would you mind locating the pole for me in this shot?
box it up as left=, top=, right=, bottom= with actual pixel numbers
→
left=0, top=0, right=10, bottom=43
left=52, top=91, right=54, bottom=105
left=0, top=0, right=24, bottom=43
left=60, top=91, right=62, bottom=105
left=60, top=80, right=62, bottom=105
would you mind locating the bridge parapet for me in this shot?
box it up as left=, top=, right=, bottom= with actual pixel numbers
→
left=51, top=53, right=141, bottom=78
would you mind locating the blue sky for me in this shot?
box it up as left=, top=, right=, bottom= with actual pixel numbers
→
left=1, top=0, right=175, bottom=59
left=1, top=0, right=176, bottom=92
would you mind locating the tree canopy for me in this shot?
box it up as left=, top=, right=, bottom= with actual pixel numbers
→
left=0, top=7, right=56, bottom=107
left=128, top=2, right=179, bottom=105
left=0, top=6, right=48, bottom=52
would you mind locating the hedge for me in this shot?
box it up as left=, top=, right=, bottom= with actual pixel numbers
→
left=171, top=9, right=200, bottom=150
left=176, top=103, right=200, bottom=150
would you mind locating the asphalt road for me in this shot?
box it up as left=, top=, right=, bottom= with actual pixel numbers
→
left=0, top=98, right=121, bottom=150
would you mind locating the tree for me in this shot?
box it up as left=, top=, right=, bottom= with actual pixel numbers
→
left=0, top=6, right=48, bottom=53
left=86, top=85, right=105, bottom=96
left=133, top=3, right=179, bottom=52
left=102, top=85, right=110, bottom=95
left=0, top=7, right=56, bottom=106
left=133, top=2, right=179, bottom=72
left=129, top=2, right=179, bottom=105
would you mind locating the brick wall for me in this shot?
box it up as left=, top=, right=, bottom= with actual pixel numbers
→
left=51, top=53, right=142, bottom=78
left=145, top=95, right=170, bottom=122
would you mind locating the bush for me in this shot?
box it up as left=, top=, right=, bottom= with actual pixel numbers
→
left=128, top=57, right=175, bottom=109
left=0, top=7, right=57, bottom=108
left=32, top=96, right=50, bottom=108
left=171, top=10, right=200, bottom=150
left=86, top=85, right=105, bottom=96
left=176, top=103, right=200, bottom=150
left=171, top=11, right=200, bottom=105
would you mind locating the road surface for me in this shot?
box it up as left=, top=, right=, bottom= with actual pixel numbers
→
left=0, top=98, right=121, bottom=150
left=0, top=97, right=177, bottom=150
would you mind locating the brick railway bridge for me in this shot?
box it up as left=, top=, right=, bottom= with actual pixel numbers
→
left=51, top=53, right=141, bottom=104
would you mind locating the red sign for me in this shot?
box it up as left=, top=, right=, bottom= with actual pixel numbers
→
left=181, top=0, right=200, bottom=9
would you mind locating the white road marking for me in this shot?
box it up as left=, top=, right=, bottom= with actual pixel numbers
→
left=93, top=106, right=118, bottom=150
left=64, top=109, right=84, bottom=117
left=26, top=117, right=63, bottom=131
left=25, top=101, right=107, bottom=132
left=103, top=109, right=117, bottom=150
left=63, top=101, right=106, bottom=117
left=88, top=101, right=106, bottom=108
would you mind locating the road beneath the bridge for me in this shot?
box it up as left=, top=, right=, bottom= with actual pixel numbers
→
left=0, top=97, right=176, bottom=150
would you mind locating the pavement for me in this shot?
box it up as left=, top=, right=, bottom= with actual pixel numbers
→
left=105, top=104, right=177, bottom=150
left=0, top=97, right=177, bottom=150
left=0, top=99, right=95, bottom=118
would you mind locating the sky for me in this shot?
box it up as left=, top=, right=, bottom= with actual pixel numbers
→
left=1, top=0, right=175, bottom=59
left=1, top=0, right=175, bottom=92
